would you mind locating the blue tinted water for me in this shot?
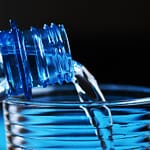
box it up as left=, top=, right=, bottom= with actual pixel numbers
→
left=0, top=107, right=6, bottom=150
left=3, top=85, right=150, bottom=150
left=0, top=21, right=149, bottom=150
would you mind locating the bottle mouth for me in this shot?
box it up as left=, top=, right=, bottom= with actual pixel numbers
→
left=5, top=84, right=150, bottom=106
left=0, top=20, right=74, bottom=99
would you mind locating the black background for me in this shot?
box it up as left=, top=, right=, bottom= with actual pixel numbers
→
left=0, top=0, right=150, bottom=86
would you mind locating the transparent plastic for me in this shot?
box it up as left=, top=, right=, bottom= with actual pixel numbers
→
left=0, top=20, right=74, bottom=99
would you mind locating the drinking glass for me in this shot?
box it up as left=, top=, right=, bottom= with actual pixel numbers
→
left=3, top=84, right=150, bottom=150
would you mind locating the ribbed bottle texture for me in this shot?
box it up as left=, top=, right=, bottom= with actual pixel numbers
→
left=0, top=20, right=74, bottom=98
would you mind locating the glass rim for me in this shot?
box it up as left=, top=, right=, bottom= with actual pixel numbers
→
left=3, top=84, right=150, bottom=107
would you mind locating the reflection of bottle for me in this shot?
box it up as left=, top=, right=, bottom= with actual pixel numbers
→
left=0, top=20, right=74, bottom=99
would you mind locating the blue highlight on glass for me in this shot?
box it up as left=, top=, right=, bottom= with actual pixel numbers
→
left=0, top=20, right=74, bottom=99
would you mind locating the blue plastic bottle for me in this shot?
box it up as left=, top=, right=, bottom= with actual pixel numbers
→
left=0, top=20, right=74, bottom=99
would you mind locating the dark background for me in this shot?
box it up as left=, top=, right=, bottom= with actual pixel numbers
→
left=0, top=0, right=150, bottom=86
left=0, top=1, right=150, bottom=149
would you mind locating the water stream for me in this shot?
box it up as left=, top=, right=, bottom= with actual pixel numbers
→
left=73, top=62, right=113, bottom=149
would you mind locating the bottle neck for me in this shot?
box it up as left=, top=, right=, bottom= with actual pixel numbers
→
left=0, top=20, right=74, bottom=99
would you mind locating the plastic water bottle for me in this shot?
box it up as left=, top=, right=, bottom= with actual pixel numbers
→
left=0, top=20, right=74, bottom=99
